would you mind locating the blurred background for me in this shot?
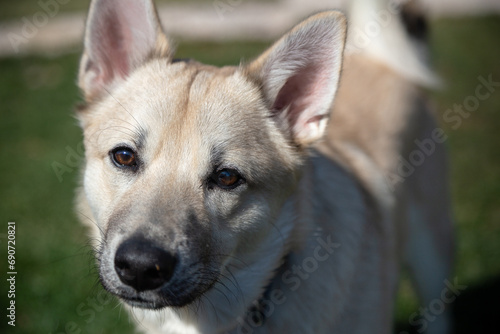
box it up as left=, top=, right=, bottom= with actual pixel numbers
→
left=0, top=0, right=499, bottom=333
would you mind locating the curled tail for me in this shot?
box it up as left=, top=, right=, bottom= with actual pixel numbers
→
left=346, top=0, right=440, bottom=87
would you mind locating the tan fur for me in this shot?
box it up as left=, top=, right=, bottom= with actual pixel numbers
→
left=76, top=1, right=453, bottom=333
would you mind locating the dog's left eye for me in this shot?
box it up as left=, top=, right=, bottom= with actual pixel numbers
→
left=213, top=169, right=244, bottom=190
left=111, top=147, right=137, bottom=168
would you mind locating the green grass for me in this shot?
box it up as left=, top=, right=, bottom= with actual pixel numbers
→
left=396, top=15, right=500, bottom=333
left=0, top=16, right=499, bottom=334
left=431, top=16, right=500, bottom=284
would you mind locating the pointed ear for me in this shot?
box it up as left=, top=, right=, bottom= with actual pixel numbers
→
left=245, top=12, right=347, bottom=146
left=78, top=0, right=172, bottom=101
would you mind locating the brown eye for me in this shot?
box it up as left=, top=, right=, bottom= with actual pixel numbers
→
left=111, top=147, right=137, bottom=168
left=215, top=169, right=243, bottom=189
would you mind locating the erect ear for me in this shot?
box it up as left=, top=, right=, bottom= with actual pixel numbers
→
left=78, top=0, right=172, bottom=101
left=245, top=12, right=347, bottom=147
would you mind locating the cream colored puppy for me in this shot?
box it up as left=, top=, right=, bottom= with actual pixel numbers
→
left=76, top=0, right=453, bottom=333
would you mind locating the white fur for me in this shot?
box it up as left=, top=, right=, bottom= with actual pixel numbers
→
left=346, top=0, right=440, bottom=87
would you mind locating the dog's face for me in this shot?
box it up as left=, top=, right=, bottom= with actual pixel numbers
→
left=80, top=61, right=301, bottom=308
left=77, top=0, right=345, bottom=314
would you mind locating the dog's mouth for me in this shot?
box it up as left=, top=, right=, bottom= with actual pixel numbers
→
left=105, top=276, right=219, bottom=310
left=116, top=292, right=188, bottom=310
left=118, top=295, right=159, bottom=309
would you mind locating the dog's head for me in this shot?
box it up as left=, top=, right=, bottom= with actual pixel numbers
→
left=77, top=0, right=345, bottom=321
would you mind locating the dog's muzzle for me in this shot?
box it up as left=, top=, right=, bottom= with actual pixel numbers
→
left=104, top=234, right=219, bottom=309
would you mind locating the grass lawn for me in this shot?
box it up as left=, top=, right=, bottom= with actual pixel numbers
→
left=394, top=16, right=500, bottom=333
left=0, top=16, right=499, bottom=334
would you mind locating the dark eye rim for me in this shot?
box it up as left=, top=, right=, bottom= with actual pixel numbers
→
left=209, top=167, right=245, bottom=190
left=109, top=146, right=139, bottom=170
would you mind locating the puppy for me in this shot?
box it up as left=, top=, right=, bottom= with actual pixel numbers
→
left=75, top=0, right=453, bottom=333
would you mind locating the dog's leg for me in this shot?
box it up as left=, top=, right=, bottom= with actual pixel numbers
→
left=404, top=106, right=455, bottom=334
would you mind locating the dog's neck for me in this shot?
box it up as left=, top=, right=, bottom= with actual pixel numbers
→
left=234, top=176, right=316, bottom=331
left=246, top=252, right=293, bottom=327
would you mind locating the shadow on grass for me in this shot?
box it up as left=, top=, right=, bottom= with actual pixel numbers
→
left=395, top=276, right=500, bottom=333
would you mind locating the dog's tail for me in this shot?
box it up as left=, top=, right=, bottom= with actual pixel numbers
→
left=346, top=0, right=440, bottom=87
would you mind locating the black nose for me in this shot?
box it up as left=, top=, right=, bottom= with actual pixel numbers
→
left=114, top=238, right=177, bottom=292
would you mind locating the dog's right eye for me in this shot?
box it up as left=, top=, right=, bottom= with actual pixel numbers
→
left=111, top=147, right=138, bottom=169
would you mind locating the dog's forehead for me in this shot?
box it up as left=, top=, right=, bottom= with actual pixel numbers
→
left=110, top=59, right=267, bottom=132
left=91, top=59, right=277, bottom=165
